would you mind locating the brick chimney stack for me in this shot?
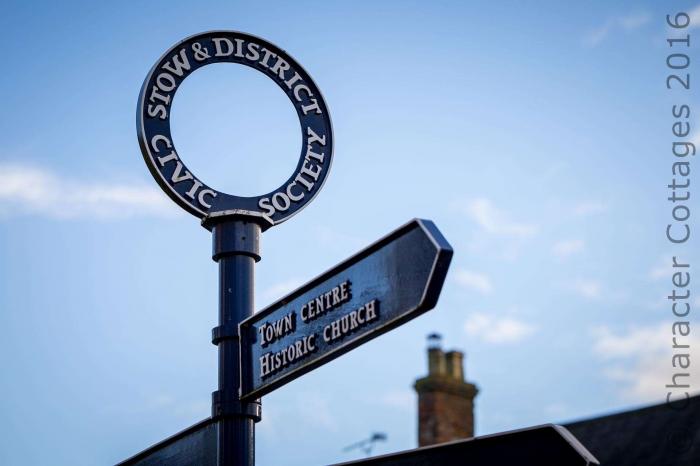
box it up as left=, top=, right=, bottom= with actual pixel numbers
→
left=414, top=333, right=478, bottom=447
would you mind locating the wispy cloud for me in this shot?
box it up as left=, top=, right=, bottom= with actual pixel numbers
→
left=648, top=255, right=672, bottom=281
left=544, top=403, right=569, bottom=418
left=573, top=201, right=609, bottom=217
left=593, top=325, right=666, bottom=359
left=666, top=6, right=700, bottom=39
left=619, top=12, right=652, bottom=31
left=584, top=21, right=614, bottom=47
left=454, top=269, right=493, bottom=294
left=312, top=224, right=366, bottom=251
left=591, top=324, right=700, bottom=402
left=103, top=393, right=209, bottom=421
left=0, top=163, right=177, bottom=219
left=297, top=390, right=338, bottom=431
left=676, top=5, right=700, bottom=31
left=257, top=390, right=339, bottom=439
left=457, top=198, right=538, bottom=237
left=464, top=312, right=536, bottom=344
left=552, top=239, right=585, bottom=259
left=378, top=389, right=414, bottom=410
left=583, top=11, right=651, bottom=47
left=261, top=278, right=305, bottom=305
left=565, top=279, right=603, bottom=299
left=150, top=394, right=209, bottom=419
left=691, top=130, right=700, bottom=149
left=689, top=5, right=700, bottom=31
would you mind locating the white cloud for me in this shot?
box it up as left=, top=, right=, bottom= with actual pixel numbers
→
left=584, top=11, right=651, bottom=47
left=261, top=278, right=305, bottom=305
left=686, top=5, right=700, bottom=30
left=666, top=8, right=700, bottom=39
left=591, top=323, right=700, bottom=403
left=103, top=392, right=210, bottom=423
left=686, top=129, right=700, bottom=155
left=312, top=225, right=365, bottom=248
left=0, top=163, right=177, bottom=219
left=691, top=131, right=700, bottom=149
left=552, top=239, right=584, bottom=259
left=379, top=390, right=414, bottom=410
left=643, top=296, right=667, bottom=311
left=544, top=403, right=569, bottom=418
left=566, top=279, right=602, bottom=299
left=256, top=392, right=338, bottom=440
left=464, top=312, right=536, bottom=344
left=454, top=269, right=493, bottom=294
left=592, top=325, right=666, bottom=359
left=573, top=201, right=609, bottom=217
left=583, top=21, right=614, bottom=47
left=620, top=12, right=652, bottom=31
left=458, top=198, right=537, bottom=237
left=297, top=391, right=338, bottom=431
left=648, top=255, right=672, bottom=281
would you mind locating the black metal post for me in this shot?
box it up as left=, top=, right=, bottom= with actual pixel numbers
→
left=208, top=217, right=263, bottom=466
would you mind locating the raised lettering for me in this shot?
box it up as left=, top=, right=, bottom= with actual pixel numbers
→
left=162, top=49, right=192, bottom=77
left=213, top=38, right=234, bottom=57
left=198, top=189, right=217, bottom=209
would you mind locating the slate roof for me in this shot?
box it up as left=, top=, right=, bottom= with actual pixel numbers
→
left=564, top=395, right=700, bottom=466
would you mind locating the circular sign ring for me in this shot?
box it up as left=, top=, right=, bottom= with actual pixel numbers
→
left=137, top=31, right=333, bottom=227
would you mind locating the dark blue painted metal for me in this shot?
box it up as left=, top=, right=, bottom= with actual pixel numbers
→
left=116, top=422, right=599, bottom=466
left=239, top=218, right=453, bottom=401
left=137, top=31, right=333, bottom=226
left=115, top=419, right=216, bottom=466
left=209, top=217, right=262, bottom=466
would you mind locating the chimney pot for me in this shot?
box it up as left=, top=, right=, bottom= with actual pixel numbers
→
left=445, top=351, right=464, bottom=381
left=428, top=347, right=446, bottom=376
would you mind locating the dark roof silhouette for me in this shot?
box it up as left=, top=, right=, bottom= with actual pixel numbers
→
left=116, top=394, right=700, bottom=465
left=563, top=395, right=700, bottom=466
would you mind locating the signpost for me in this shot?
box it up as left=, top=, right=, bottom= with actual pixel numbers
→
left=120, top=28, right=600, bottom=466
left=130, top=31, right=453, bottom=466
left=137, top=30, right=333, bottom=226
left=239, top=219, right=452, bottom=400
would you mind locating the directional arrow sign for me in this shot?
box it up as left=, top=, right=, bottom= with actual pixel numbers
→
left=239, top=219, right=453, bottom=400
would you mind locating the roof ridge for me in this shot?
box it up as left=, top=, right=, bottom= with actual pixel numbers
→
left=562, top=393, right=700, bottom=426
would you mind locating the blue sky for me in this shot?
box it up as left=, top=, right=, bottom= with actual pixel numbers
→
left=1, top=1, right=699, bottom=465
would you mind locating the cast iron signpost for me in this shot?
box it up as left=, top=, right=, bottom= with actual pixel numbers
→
left=132, top=31, right=452, bottom=466
left=240, top=219, right=452, bottom=401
